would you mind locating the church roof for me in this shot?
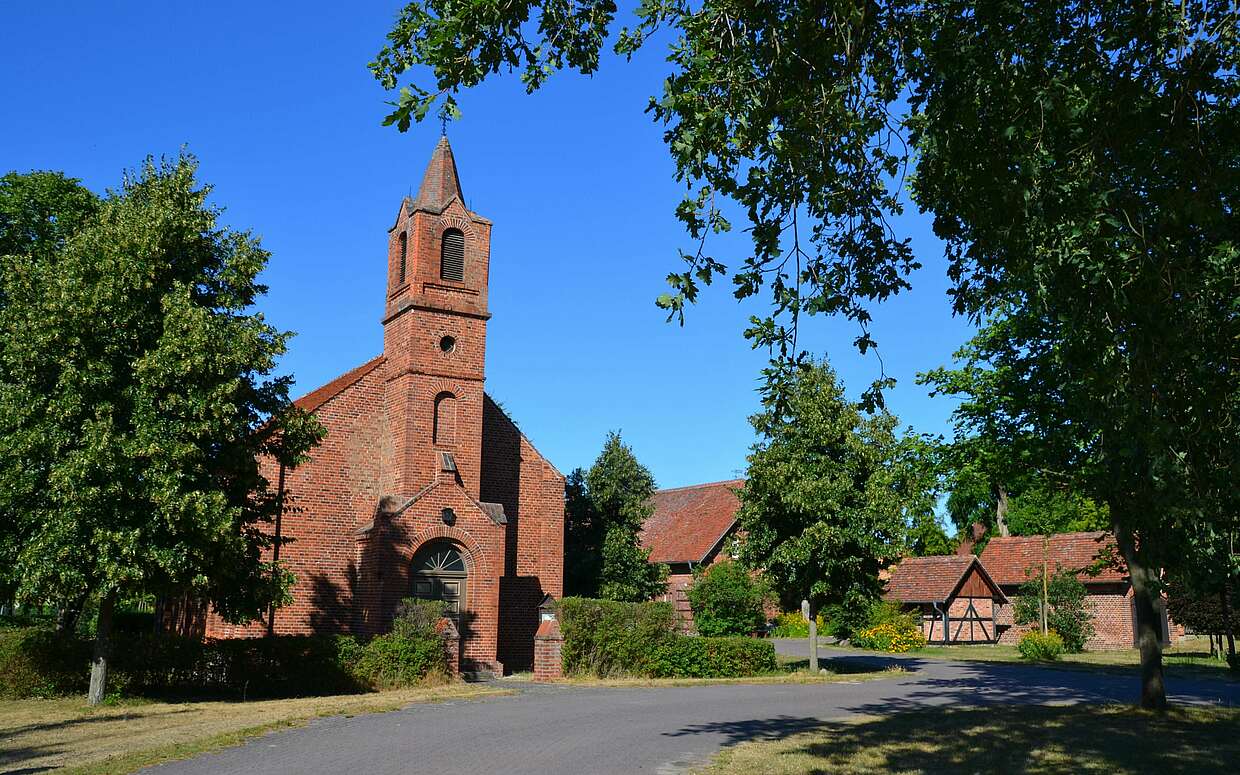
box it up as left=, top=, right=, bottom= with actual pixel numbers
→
left=293, top=355, right=385, bottom=413
left=641, top=479, right=744, bottom=565
left=412, top=135, right=465, bottom=213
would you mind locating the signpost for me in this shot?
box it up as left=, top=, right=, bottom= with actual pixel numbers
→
left=801, top=598, right=818, bottom=673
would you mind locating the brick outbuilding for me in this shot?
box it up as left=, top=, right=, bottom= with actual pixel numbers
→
left=201, top=138, right=565, bottom=675
left=884, top=555, right=1008, bottom=644
left=980, top=531, right=1183, bottom=650
left=641, top=480, right=744, bottom=628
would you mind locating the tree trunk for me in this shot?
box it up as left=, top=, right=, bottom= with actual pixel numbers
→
left=87, top=591, right=116, bottom=706
left=1223, top=584, right=1236, bottom=661
left=1115, top=526, right=1166, bottom=710
left=994, top=483, right=1011, bottom=537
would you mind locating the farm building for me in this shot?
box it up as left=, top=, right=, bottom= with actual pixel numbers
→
left=640, top=479, right=744, bottom=628
left=883, top=555, right=1008, bottom=644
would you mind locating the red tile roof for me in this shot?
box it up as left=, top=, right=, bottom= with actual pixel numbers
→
left=884, top=555, right=1006, bottom=604
left=293, top=356, right=385, bottom=413
left=640, top=479, right=744, bottom=564
left=980, top=531, right=1126, bottom=586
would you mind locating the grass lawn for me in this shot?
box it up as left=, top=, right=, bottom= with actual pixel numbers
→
left=0, top=684, right=510, bottom=775
left=699, top=704, right=1240, bottom=774
left=864, top=638, right=1237, bottom=681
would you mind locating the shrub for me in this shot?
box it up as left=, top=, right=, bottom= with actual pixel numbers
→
left=0, top=627, right=89, bottom=698
left=852, top=621, right=926, bottom=653
left=686, top=561, right=769, bottom=637
left=1018, top=630, right=1065, bottom=661
left=769, top=611, right=825, bottom=638
left=558, top=597, right=677, bottom=676
left=391, top=598, right=445, bottom=639
left=648, top=637, right=777, bottom=678
left=1013, top=568, right=1094, bottom=653
left=353, top=632, right=446, bottom=689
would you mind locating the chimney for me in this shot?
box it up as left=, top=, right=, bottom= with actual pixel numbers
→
left=957, top=521, right=987, bottom=556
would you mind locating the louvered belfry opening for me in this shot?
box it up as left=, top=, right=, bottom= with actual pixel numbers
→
left=398, top=231, right=408, bottom=283
left=441, top=228, right=465, bottom=281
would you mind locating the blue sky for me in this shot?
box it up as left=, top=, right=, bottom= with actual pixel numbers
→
left=1, top=2, right=973, bottom=488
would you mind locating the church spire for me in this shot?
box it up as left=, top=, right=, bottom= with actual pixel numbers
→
left=412, top=135, right=465, bottom=213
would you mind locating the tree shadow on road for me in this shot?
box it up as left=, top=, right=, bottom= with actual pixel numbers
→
left=693, top=704, right=1240, bottom=774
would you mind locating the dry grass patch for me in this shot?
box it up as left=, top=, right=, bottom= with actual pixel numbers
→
left=0, top=683, right=509, bottom=775
left=699, top=704, right=1240, bottom=775
left=561, top=661, right=901, bottom=688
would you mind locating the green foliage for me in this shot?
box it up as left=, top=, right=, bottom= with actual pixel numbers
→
left=851, top=620, right=926, bottom=653
left=1018, top=631, right=1065, bottom=662
left=908, top=513, right=958, bottom=557
left=567, top=433, right=667, bottom=602
left=557, top=597, right=677, bottom=677
left=390, top=598, right=445, bottom=640
left=0, top=170, right=98, bottom=262
left=0, top=627, right=90, bottom=698
left=769, top=611, right=825, bottom=639
left=0, top=617, right=452, bottom=700
left=686, top=561, right=769, bottom=637
left=648, top=637, right=777, bottom=678
left=0, top=155, right=324, bottom=699
left=563, top=467, right=602, bottom=597
left=557, top=596, right=773, bottom=678
left=736, top=362, right=922, bottom=617
left=353, top=632, right=446, bottom=690
left=1013, top=567, right=1095, bottom=653
left=1006, top=488, right=1109, bottom=537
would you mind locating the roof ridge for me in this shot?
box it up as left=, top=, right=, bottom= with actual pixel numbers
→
left=654, top=478, right=745, bottom=495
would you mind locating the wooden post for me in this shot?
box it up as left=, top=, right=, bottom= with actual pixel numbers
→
left=802, top=599, right=818, bottom=673
left=1041, top=535, right=1049, bottom=636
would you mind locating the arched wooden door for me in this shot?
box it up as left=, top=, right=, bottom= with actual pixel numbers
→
left=411, top=542, right=466, bottom=620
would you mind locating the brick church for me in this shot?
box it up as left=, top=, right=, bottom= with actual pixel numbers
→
left=202, top=138, right=565, bottom=675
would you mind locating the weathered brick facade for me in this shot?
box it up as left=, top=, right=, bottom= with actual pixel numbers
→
left=204, top=138, right=564, bottom=675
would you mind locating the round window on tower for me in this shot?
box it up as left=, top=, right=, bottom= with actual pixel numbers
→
left=439, top=335, right=457, bottom=354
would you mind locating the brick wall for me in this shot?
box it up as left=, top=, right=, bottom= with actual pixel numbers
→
left=994, top=583, right=1183, bottom=650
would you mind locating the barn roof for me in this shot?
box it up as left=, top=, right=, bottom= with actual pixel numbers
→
left=884, top=555, right=1007, bottom=604
left=640, top=479, right=743, bottom=565
left=980, top=531, right=1126, bottom=586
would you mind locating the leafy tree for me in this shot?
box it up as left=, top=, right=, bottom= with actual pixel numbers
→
left=1013, top=567, right=1095, bottom=654
left=371, top=0, right=1240, bottom=709
left=685, top=560, right=769, bottom=637
left=735, top=361, right=922, bottom=624
left=562, top=467, right=604, bottom=597
left=0, top=156, right=323, bottom=704
left=907, top=513, right=956, bottom=557
left=0, top=171, right=98, bottom=262
left=577, top=433, right=667, bottom=602
left=1006, top=487, right=1109, bottom=538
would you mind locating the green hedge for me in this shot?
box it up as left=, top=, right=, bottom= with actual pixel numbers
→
left=558, top=597, right=774, bottom=679
left=649, top=637, right=777, bottom=678
left=558, top=597, right=678, bottom=676
left=0, top=615, right=449, bottom=700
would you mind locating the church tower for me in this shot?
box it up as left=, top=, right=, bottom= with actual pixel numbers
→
left=382, top=137, right=493, bottom=500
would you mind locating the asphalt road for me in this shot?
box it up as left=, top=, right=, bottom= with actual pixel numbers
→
left=147, top=642, right=1239, bottom=775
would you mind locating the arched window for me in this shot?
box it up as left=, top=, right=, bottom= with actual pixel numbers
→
left=433, top=391, right=457, bottom=446
left=440, top=229, right=465, bottom=282
left=398, top=231, right=408, bottom=283
left=413, top=542, right=466, bottom=574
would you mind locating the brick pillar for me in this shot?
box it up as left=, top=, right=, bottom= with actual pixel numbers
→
left=437, top=616, right=461, bottom=677
left=533, top=615, right=563, bottom=681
